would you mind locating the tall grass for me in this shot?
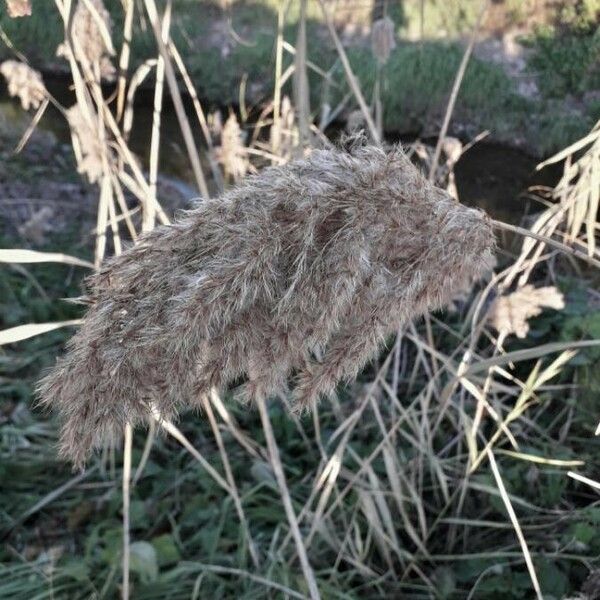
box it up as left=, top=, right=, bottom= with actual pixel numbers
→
left=1, top=1, right=600, bottom=599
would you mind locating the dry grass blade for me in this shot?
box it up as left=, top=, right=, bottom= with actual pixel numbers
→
left=0, top=320, right=82, bottom=346
left=470, top=350, right=577, bottom=472
left=150, top=406, right=231, bottom=494
left=318, top=0, right=380, bottom=145
left=487, top=449, right=542, bottom=600
left=0, top=249, right=94, bottom=269
left=145, top=0, right=171, bottom=231
left=429, top=0, right=489, bottom=181
left=537, top=128, right=599, bottom=170
left=132, top=420, right=156, bottom=485
left=143, top=0, right=209, bottom=199
left=257, top=397, right=321, bottom=600
left=188, top=563, right=309, bottom=599
left=567, top=471, right=600, bottom=492
left=465, top=340, right=600, bottom=376
left=122, top=423, right=132, bottom=600
left=14, top=96, right=50, bottom=154
left=115, top=0, right=134, bottom=120
left=168, top=40, right=224, bottom=191
left=498, top=450, right=584, bottom=467
left=200, top=393, right=260, bottom=568
left=294, top=0, right=310, bottom=146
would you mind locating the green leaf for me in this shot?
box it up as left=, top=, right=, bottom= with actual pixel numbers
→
left=151, top=534, right=180, bottom=567
left=573, top=522, right=596, bottom=544
left=129, top=541, right=158, bottom=584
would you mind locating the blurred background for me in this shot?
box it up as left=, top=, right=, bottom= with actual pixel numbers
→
left=1, top=1, right=600, bottom=599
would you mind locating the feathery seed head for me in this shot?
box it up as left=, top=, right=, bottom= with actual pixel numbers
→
left=38, top=136, right=495, bottom=467
left=5, top=0, right=31, bottom=17
left=59, top=0, right=115, bottom=81
left=65, top=104, right=111, bottom=183
left=0, top=60, right=46, bottom=110
left=371, top=16, right=396, bottom=65
left=489, top=285, right=564, bottom=338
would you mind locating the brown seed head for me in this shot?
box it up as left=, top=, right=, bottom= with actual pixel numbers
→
left=60, top=0, right=115, bottom=81
left=38, top=136, right=495, bottom=467
left=5, top=0, right=30, bottom=17
left=371, top=16, right=396, bottom=65
left=0, top=60, right=46, bottom=110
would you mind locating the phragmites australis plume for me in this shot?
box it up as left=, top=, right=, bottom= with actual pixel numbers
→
left=57, top=0, right=115, bottom=81
left=0, top=60, right=46, bottom=110
left=38, top=136, right=496, bottom=467
left=489, top=284, right=564, bottom=339
left=66, top=103, right=113, bottom=183
left=5, top=0, right=31, bottom=17
left=371, top=16, right=396, bottom=65
left=215, top=112, right=249, bottom=183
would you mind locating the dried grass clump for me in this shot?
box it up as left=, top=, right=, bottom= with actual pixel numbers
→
left=0, top=60, right=46, bottom=110
left=62, top=0, right=115, bottom=81
left=38, top=137, right=495, bottom=466
left=489, top=284, right=565, bottom=339
left=371, top=16, right=396, bottom=65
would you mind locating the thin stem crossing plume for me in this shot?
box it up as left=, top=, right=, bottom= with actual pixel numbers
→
left=38, top=137, right=495, bottom=467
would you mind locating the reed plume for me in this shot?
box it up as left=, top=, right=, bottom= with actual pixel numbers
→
left=215, top=112, right=249, bottom=183
left=489, top=284, right=564, bottom=339
left=38, top=136, right=495, bottom=467
left=58, top=0, right=115, bottom=81
left=65, top=104, right=111, bottom=183
left=0, top=60, right=46, bottom=110
left=5, top=0, right=31, bottom=18
left=371, top=16, right=396, bottom=65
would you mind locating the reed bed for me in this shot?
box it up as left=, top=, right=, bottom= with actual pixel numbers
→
left=1, top=1, right=600, bottom=599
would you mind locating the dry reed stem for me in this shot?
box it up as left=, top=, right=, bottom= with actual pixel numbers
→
left=256, top=396, right=321, bottom=600
left=150, top=405, right=231, bottom=493
left=487, top=449, right=542, bottom=599
left=294, top=0, right=310, bottom=147
left=567, top=471, right=600, bottom=492
left=271, top=0, right=286, bottom=159
left=318, top=0, right=380, bottom=144
left=491, top=219, right=600, bottom=269
left=122, top=422, right=132, bottom=600
left=64, top=0, right=115, bottom=81
left=200, top=392, right=260, bottom=568
left=428, top=0, right=489, bottom=182
left=145, top=0, right=172, bottom=232
left=168, top=40, right=224, bottom=191
left=15, top=97, right=50, bottom=154
left=38, top=138, right=495, bottom=466
left=143, top=0, right=209, bottom=199
left=132, top=419, right=156, bottom=485
left=115, top=0, right=134, bottom=120
left=0, top=60, right=46, bottom=110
